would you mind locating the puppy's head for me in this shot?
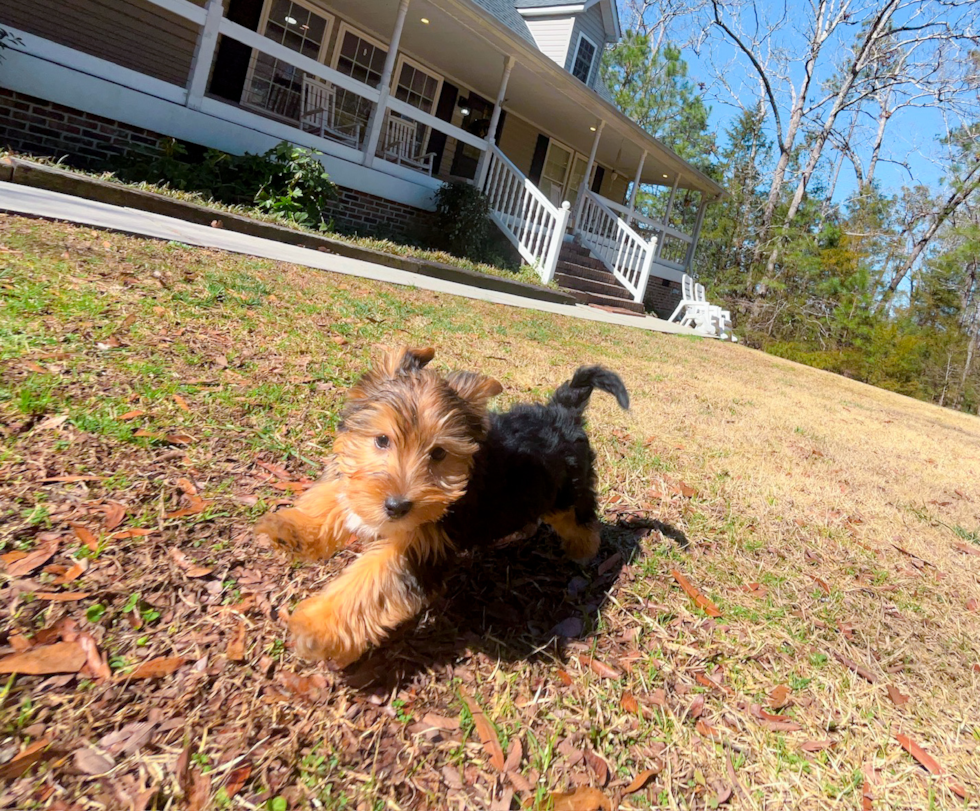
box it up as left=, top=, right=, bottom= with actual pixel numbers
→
left=334, top=346, right=501, bottom=536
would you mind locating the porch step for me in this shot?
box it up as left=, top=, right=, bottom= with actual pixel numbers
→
left=555, top=271, right=635, bottom=302
left=559, top=246, right=607, bottom=272
left=555, top=259, right=622, bottom=284
left=577, top=291, right=646, bottom=314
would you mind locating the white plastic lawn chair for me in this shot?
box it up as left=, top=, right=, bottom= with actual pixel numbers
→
left=668, top=274, right=715, bottom=331
left=382, top=114, right=436, bottom=175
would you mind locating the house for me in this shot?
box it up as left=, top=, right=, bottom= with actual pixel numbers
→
left=0, top=0, right=726, bottom=318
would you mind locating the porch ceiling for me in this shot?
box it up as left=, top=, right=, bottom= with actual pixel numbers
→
left=320, top=0, right=726, bottom=198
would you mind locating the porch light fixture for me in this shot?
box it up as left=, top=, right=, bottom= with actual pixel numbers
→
left=285, top=15, right=298, bottom=24
left=457, top=97, right=472, bottom=117
left=589, top=125, right=597, bottom=131
left=421, top=17, right=430, bottom=23
left=663, top=174, right=669, bottom=178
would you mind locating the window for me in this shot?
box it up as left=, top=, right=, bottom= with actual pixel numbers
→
left=332, top=26, right=389, bottom=136
left=540, top=140, right=573, bottom=206
left=571, top=33, right=597, bottom=84
left=242, top=0, right=332, bottom=120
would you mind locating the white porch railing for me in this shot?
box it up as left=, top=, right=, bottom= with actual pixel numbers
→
left=602, top=197, right=694, bottom=276
left=483, top=145, right=570, bottom=283
left=576, top=189, right=657, bottom=302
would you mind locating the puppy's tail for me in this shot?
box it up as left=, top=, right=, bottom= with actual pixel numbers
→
left=549, top=366, right=630, bottom=417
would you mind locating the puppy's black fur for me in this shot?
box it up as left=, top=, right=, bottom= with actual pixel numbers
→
left=409, top=366, right=629, bottom=589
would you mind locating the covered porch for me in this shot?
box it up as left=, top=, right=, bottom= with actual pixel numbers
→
left=0, top=0, right=724, bottom=308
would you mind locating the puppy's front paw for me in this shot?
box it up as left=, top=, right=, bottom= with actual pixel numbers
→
left=288, top=593, right=364, bottom=668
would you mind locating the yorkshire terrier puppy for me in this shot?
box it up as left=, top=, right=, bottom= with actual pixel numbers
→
left=256, top=346, right=629, bottom=667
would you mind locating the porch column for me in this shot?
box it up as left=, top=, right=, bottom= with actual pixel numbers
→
left=627, top=150, right=646, bottom=217
left=362, top=0, right=411, bottom=168
left=574, top=118, right=604, bottom=223
left=683, top=198, right=708, bottom=272
left=653, top=175, right=679, bottom=262
left=186, top=0, right=224, bottom=110
left=475, top=54, right=515, bottom=188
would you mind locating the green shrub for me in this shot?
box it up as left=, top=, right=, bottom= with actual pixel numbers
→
left=111, top=139, right=337, bottom=229
left=431, top=181, right=516, bottom=268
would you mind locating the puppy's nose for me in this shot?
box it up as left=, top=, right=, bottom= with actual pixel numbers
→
left=384, top=496, right=413, bottom=519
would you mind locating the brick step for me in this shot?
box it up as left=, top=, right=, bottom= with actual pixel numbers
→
left=555, top=272, right=634, bottom=301
left=558, top=250, right=606, bottom=272
left=555, top=260, right=620, bottom=284
left=577, top=291, right=646, bottom=314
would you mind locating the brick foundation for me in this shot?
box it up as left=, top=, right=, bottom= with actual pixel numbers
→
left=322, top=185, right=436, bottom=244
left=0, top=88, right=436, bottom=242
left=644, top=276, right=683, bottom=319
left=0, top=88, right=164, bottom=167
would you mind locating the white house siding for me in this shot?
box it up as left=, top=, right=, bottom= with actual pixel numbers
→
left=566, top=4, right=608, bottom=88
left=0, top=0, right=205, bottom=87
left=599, top=170, right=629, bottom=206
left=523, top=16, right=576, bottom=68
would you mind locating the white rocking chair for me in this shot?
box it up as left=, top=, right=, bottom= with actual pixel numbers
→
left=382, top=114, right=436, bottom=175
left=300, top=77, right=362, bottom=147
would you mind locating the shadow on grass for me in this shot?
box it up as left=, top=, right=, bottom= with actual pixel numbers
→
left=344, top=517, right=688, bottom=689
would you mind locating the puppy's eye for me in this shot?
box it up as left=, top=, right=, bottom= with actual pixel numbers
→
left=429, top=446, right=447, bottom=462
left=375, top=435, right=390, bottom=449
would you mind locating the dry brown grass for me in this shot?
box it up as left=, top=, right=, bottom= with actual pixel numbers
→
left=1, top=214, right=978, bottom=810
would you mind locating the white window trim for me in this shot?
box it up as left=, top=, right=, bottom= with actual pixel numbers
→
left=570, top=31, right=598, bottom=85
left=241, top=0, right=335, bottom=118
left=330, top=20, right=387, bottom=83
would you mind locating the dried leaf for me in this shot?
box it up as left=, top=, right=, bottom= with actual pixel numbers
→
left=550, top=786, right=613, bottom=811
left=165, top=433, right=194, bottom=445
left=696, top=720, right=722, bottom=740
left=953, top=542, right=980, bottom=557
left=671, top=569, right=722, bottom=617
left=34, top=591, right=91, bottom=601
left=503, top=737, right=522, bottom=773
left=173, top=394, right=191, bottom=412
left=226, top=622, right=246, bottom=662
left=886, top=684, right=909, bottom=707
left=166, top=495, right=213, bottom=519
left=624, top=762, right=664, bottom=795
left=0, top=739, right=52, bottom=779
left=102, top=502, right=126, bottom=531
left=597, top=552, right=622, bottom=576
left=78, top=633, right=111, bottom=680
left=832, top=651, right=878, bottom=683
left=688, top=694, right=705, bottom=719
left=862, top=780, right=873, bottom=811
left=73, top=747, right=115, bottom=776
left=578, top=654, right=622, bottom=680
left=421, top=713, right=460, bottom=731
left=620, top=692, right=639, bottom=714
left=742, top=582, right=768, bottom=599
left=749, top=703, right=802, bottom=732
left=224, top=763, right=252, bottom=798
left=71, top=523, right=99, bottom=552
left=118, top=410, right=145, bottom=421
left=0, top=641, right=86, bottom=674
left=556, top=669, right=573, bottom=686
left=128, top=656, right=188, bottom=680
left=53, top=560, right=88, bottom=585
left=810, top=575, right=831, bottom=595
left=769, top=684, right=791, bottom=709
left=462, top=694, right=505, bottom=771
left=894, top=734, right=967, bottom=798
left=4, top=539, right=58, bottom=576
left=585, top=749, right=610, bottom=787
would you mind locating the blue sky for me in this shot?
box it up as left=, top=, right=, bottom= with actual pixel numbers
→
left=628, top=1, right=967, bottom=204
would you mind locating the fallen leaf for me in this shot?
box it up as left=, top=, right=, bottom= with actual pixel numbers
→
left=102, top=502, right=127, bottom=531
left=118, top=410, right=145, bottom=421
left=331, top=335, right=348, bottom=346
left=677, top=480, right=697, bottom=498
left=742, top=582, right=768, bottom=599
left=886, top=684, right=910, bottom=707
left=173, top=394, right=191, bottom=412
left=624, top=762, right=663, bottom=794
left=695, top=720, right=722, bottom=740
left=110, top=528, right=155, bottom=540
left=556, top=669, right=573, bottom=686
left=188, top=768, right=211, bottom=811
left=0, top=739, right=52, bottom=780
left=34, top=591, right=91, bottom=602
left=671, top=569, right=722, bottom=617
left=688, top=694, right=705, bottom=719
left=550, top=786, right=612, bottom=811
left=832, top=651, right=878, bottom=683
left=862, top=780, right=873, bottom=811
left=71, top=523, right=99, bottom=552
left=0, top=641, right=86, bottom=674
left=165, top=433, right=194, bottom=445
left=170, top=547, right=214, bottom=578
left=176, top=477, right=198, bottom=496
left=78, top=633, right=111, bottom=680
left=462, top=693, right=505, bottom=771
left=597, top=552, right=622, bottom=576
left=166, top=495, right=213, bottom=519
left=967, top=598, right=979, bottom=612
left=53, top=560, right=88, bottom=584
left=585, top=749, right=609, bottom=786
left=133, top=429, right=161, bottom=439
left=578, top=654, right=622, bottom=680
left=224, top=763, right=252, bottom=798
left=769, top=684, right=791, bottom=709
left=127, top=656, right=188, bottom=680
left=4, top=539, right=59, bottom=576
left=42, top=475, right=102, bottom=483
left=953, top=542, right=980, bottom=557
left=226, top=622, right=246, bottom=662
left=73, top=747, right=115, bottom=776
left=800, top=740, right=837, bottom=753
left=503, top=737, right=522, bottom=773
left=255, top=459, right=292, bottom=480
left=895, top=734, right=967, bottom=799
left=421, top=713, right=460, bottom=731
left=749, top=703, right=802, bottom=732
left=810, top=575, right=831, bottom=595
left=36, top=414, right=69, bottom=430
left=620, top=692, right=639, bottom=714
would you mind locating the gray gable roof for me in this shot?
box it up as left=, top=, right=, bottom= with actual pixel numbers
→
left=469, top=0, right=535, bottom=43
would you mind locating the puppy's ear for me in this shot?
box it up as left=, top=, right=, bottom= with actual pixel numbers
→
left=446, top=371, right=503, bottom=410
left=377, top=346, right=436, bottom=377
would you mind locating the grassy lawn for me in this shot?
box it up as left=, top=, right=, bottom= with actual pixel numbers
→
left=1, top=214, right=979, bottom=810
